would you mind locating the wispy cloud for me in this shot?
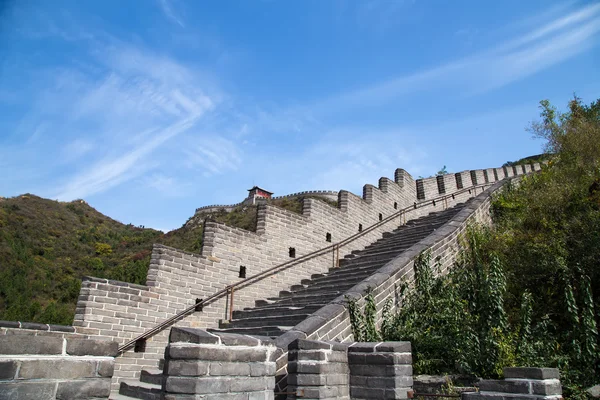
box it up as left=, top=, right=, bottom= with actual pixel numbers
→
left=142, top=173, right=192, bottom=198
left=311, top=3, right=600, bottom=113
left=184, top=136, right=243, bottom=177
left=158, top=0, right=185, bottom=28
left=5, top=19, right=218, bottom=200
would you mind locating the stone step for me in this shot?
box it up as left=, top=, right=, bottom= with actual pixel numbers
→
left=209, top=326, right=290, bottom=337
left=119, top=380, right=162, bottom=400
left=221, top=313, right=310, bottom=329
left=110, top=393, right=139, bottom=400
left=139, top=369, right=164, bottom=386
left=268, top=290, right=342, bottom=304
left=235, top=304, right=324, bottom=318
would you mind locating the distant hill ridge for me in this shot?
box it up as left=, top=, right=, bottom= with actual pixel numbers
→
left=0, top=193, right=319, bottom=325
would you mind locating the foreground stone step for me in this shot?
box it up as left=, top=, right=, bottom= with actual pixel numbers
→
left=219, top=313, right=310, bottom=328
left=219, top=205, right=466, bottom=337
left=139, top=369, right=164, bottom=386
left=209, top=325, right=289, bottom=337
left=119, top=380, right=162, bottom=400
left=235, top=304, right=324, bottom=318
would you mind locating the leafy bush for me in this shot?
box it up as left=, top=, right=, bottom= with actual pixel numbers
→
left=348, top=97, right=600, bottom=396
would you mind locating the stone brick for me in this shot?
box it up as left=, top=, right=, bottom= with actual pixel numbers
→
left=55, top=378, right=111, bottom=399
left=0, top=360, right=18, bottom=380
left=0, top=335, right=63, bottom=355
left=167, top=360, right=209, bottom=376
left=532, top=380, right=562, bottom=396
left=503, top=367, right=560, bottom=380
left=479, top=379, right=529, bottom=394
left=97, top=359, right=115, bottom=377
left=0, top=381, right=57, bottom=400
left=66, top=338, right=118, bottom=356
left=169, top=345, right=268, bottom=362
left=166, top=376, right=230, bottom=394
left=18, top=359, right=97, bottom=380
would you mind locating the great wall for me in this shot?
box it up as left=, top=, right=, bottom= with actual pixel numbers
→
left=0, top=163, right=566, bottom=400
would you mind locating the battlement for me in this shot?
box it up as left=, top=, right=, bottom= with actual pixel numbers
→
left=71, top=162, right=541, bottom=391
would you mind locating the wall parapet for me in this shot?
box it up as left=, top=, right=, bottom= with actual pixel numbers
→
left=464, top=367, right=561, bottom=400
left=0, top=326, right=117, bottom=400
left=72, top=163, right=538, bottom=391
left=269, top=177, right=515, bottom=394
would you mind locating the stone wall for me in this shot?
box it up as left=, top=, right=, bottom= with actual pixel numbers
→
left=268, top=176, right=519, bottom=394
left=73, top=163, right=540, bottom=389
left=464, top=367, right=562, bottom=400
left=162, top=327, right=277, bottom=399
left=162, top=329, right=413, bottom=400
left=0, top=321, right=117, bottom=400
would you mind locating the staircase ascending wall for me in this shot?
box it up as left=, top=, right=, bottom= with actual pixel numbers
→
left=113, top=204, right=466, bottom=399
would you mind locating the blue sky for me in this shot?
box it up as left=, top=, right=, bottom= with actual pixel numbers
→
left=1, top=0, right=599, bottom=232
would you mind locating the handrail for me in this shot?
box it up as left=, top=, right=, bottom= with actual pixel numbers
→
left=117, top=183, right=493, bottom=353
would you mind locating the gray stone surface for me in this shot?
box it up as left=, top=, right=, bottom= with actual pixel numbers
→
left=503, top=367, right=560, bottom=380
left=0, top=382, right=57, bottom=400
left=0, top=335, right=63, bottom=355
left=0, top=360, right=17, bottom=380
left=55, top=379, right=111, bottom=399
left=66, top=338, right=118, bottom=356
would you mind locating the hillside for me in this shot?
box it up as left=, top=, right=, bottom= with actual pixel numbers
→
left=0, top=194, right=328, bottom=325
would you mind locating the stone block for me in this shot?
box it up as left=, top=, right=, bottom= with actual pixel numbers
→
left=169, top=345, right=268, bottom=362
left=166, top=376, right=230, bottom=394
left=18, top=359, right=96, bottom=380
left=97, top=359, right=115, bottom=377
left=250, top=362, right=276, bottom=377
left=0, top=381, right=57, bottom=400
left=503, top=367, right=560, bottom=380
left=0, top=360, right=18, bottom=380
left=479, top=379, right=529, bottom=394
left=66, top=338, right=118, bottom=356
left=288, top=339, right=332, bottom=351
left=55, top=378, right=111, bottom=399
left=167, top=360, right=209, bottom=376
left=532, top=380, right=562, bottom=396
left=229, top=376, right=273, bottom=392
left=0, top=336, right=63, bottom=355
left=209, top=362, right=251, bottom=376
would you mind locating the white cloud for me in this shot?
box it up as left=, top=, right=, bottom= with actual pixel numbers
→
left=158, top=0, right=185, bottom=28
left=143, top=173, right=192, bottom=197
left=184, top=136, right=243, bottom=176
left=311, top=3, right=600, bottom=113
left=62, top=138, right=94, bottom=160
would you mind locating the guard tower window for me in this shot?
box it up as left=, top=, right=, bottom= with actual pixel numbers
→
left=289, top=247, right=296, bottom=258
left=394, top=202, right=398, bottom=209
left=358, top=224, right=363, bottom=232
left=379, top=213, right=383, bottom=221
left=239, top=265, right=246, bottom=278
left=326, top=232, right=332, bottom=242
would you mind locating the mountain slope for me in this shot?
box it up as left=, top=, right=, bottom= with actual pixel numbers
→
left=0, top=194, right=323, bottom=325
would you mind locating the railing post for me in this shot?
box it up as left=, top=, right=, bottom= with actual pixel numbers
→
left=229, top=287, right=235, bottom=321
left=336, top=245, right=340, bottom=268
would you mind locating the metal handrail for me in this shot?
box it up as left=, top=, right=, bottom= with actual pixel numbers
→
left=117, top=183, right=492, bottom=353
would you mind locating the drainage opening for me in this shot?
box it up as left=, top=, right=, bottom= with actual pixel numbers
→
left=289, top=247, right=296, bottom=258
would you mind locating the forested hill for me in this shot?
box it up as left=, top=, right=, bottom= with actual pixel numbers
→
left=0, top=193, right=310, bottom=325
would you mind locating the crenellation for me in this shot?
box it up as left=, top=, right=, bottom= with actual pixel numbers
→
left=62, top=164, right=536, bottom=393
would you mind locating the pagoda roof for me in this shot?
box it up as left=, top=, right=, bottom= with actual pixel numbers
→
left=247, top=186, right=273, bottom=195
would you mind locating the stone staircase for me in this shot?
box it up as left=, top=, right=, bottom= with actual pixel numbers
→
left=111, top=204, right=465, bottom=399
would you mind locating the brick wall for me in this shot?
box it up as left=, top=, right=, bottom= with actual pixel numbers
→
left=268, top=177, right=516, bottom=394
left=73, top=164, right=537, bottom=390
left=0, top=322, right=117, bottom=400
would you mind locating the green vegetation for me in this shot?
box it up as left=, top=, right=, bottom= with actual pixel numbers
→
left=0, top=192, right=338, bottom=325
left=349, top=97, right=600, bottom=397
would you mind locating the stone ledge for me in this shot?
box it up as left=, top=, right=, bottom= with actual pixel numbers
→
left=504, top=367, right=560, bottom=380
